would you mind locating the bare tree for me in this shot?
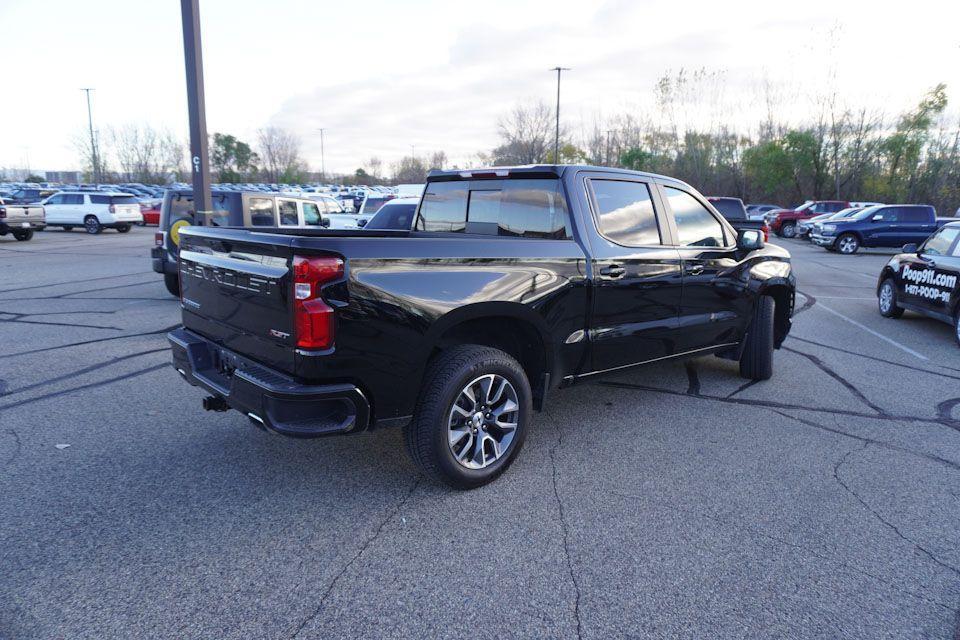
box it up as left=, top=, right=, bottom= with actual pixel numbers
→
left=257, top=127, right=306, bottom=182
left=492, top=101, right=559, bottom=164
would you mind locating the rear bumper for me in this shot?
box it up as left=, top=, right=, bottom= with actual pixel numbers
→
left=1, top=221, right=45, bottom=232
left=151, top=246, right=177, bottom=275
left=168, top=327, right=370, bottom=437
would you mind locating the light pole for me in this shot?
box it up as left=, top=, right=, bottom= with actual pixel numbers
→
left=605, top=129, right=614, bottom=166
left=315, top=128, right=326, bottom=182
left=80, top=88, right=100, bottom=183
left=550, top=67, right=570, bottom=163
left=180, top=0, right=212, bottom=219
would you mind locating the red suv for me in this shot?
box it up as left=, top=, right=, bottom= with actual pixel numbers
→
left=767, top=201, right=850, bottom=238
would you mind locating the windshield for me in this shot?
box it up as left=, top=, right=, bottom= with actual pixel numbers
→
left=849, top=205, right=883, bottom=220
left=361, top=197, right=391, bottom=213
left=794, top=202, right=814, bottom=212
left=831, top=208, right=862, bottom=219
left=710, top=199, right=746, bottom=220
left=367, top=203, right=417, bottom=230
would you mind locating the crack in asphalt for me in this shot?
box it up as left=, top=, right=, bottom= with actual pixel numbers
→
left=289, top=478, right=421, bottom=639
left=726, top=379, right=758, bottom=398
left=0, top=324, right=180, bottom=360
left=610, top=488, right=958, bottom=613
left=0, top=316, right=121, bottom=331
left=597, top=379, right=960, bottom=433
left=4, top=279, right=161, bottom=301
left=771, top=409, right=960, bottom=473
left=548, top=415, right=583, bottom=640
left=788, top=336, right=960, bottom=382
left=684, top=361, right=701, bottom=396
left=782, top=346, right=885, bottom=415
left=1, top=348, right=170, bottom=397
left=4, top=428, right=21, bottom=466
left=834, top=443, right=960, bottom=579
left=0, top=363, right=168, bottom=412
left=0, top=271, right=155, bottom=294
left=794, top=290, right=818, bottom=316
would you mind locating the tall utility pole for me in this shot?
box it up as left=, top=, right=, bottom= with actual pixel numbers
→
left=180, top=0, right=212, bottom=220
left=80, top=88, right=100, bottom=183
left=318, top=128, right=326, bottom=182
left=550, top=67, right=570, bottom=164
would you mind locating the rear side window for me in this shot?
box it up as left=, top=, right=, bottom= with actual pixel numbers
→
left=417, top=182, right=468, bottom=232
left=466, top=180, right=569, bottom=239
left=709, top=198, right=745, bottom=220
left=279, top=200, right=298, bottom=225
left=590, top=180, right=660, bottom=246
left=900, top=207, right=932, bottom=223
left=665, top=187, right=726, bottom=247
left=90, top=195, right=109, bottom=205
left=250, top=197, right=275, bottom=226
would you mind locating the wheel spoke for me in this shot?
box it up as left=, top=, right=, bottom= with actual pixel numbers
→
left=493, top=398, right=518, bottom=417
left=449, top=426, right=471, bottom=447
left=451, top=403, right=472, bottom=418
left=488, top=378, right=507, bottom=405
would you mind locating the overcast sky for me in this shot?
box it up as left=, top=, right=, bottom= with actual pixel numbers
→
left=2, top=0, right=958, bottom=176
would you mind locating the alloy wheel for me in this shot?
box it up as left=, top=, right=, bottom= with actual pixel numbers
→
left=447, top=374, right=519, bottom=470
left=838, top=236, right=858, bottom=254
left=879, top=282, right=894, bottom=314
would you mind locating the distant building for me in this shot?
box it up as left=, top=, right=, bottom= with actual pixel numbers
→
left=43, top=170, right=82, bottom=183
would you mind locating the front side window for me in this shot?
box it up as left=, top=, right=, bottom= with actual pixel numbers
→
left=590, top=179, right=660, bottom=246
left=665, top=187, right=726, bottom=247
left=66, top=194, right=85, bottom=205
left=46, top=194, right=64, bottom=205
left=249, top=197, right=275, bottom=226
left=303, top=202, right=322, bottom=225
left=279, top=200, right=298, bottom=226
left=922, top=227, right=959, bottom=256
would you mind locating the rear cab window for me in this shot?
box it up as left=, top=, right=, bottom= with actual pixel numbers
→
left=416, top=178, right=570, bottom=239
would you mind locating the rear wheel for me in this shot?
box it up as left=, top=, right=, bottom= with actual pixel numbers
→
left=739, top=296, right=775, bottom=380
left=878, top=278, right=904, bottom=319
left=780, top=222, right=797, bottom=238
left=84, top=215, right=102, bottom=234
left=404, top=345, right=530, bottom=489
left=62, top=225, right=74, bottom=231
left=12, top=229, right=33, bottom=241
left=116, top=224, right=131, bottom=233
left=163, top=273, right=180, bottom=297
left=837, top=233, right=859, bottom=254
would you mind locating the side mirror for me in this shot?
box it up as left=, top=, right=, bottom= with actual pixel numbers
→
left=871, top=214, right=883, bottom=222
left=320, top=218, right=330, bottom=228
left=902, top=243, right=918, bottom=254
left=737, top=228, right=764, bottom=251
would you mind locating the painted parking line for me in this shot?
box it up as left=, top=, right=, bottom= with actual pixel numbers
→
left=816, top=302, right=929, bottom=361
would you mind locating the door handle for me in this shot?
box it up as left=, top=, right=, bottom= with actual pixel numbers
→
left=684, top=264, right=705, bottom=276
left=599, top=264, right=626, bottom=278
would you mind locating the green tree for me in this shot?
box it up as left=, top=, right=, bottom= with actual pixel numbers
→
left=211, top=133, right=258, bottom=183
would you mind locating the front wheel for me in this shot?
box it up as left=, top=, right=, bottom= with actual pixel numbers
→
left=739, top=296, right=775, bottom=381
left=13, top=229, right=33, bottom=241
left=404, top=345, right=531, bottom=489
left=878, top=278, right=904, bottom=318
left=780, top=222, right=797, bottom=238
left=837, top=233, right=859, bottom=254
left=84, top=216, right=102, bottom=234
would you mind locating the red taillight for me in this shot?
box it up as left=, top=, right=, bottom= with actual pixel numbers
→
left=292, top=256, right=344, bottom=350
left=154, top=232, right=164, bottom=247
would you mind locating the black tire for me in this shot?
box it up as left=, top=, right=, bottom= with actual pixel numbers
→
left=116, top=224, right=131, bottom=233
left=836, top=233, right=859, bottom=254
left=780, top=222, right=796, bottom=238
left=404, top=345, right=531, bottom=489
left=954, top=310, right=960, bottom=348
left=84, top=215, right=102, bottom=234
left=739, top=296, right=775, bottom=381
left=877, top=278, right=904, bottom=319
left=12, top=229, right=33, bottom=242
left=62, top=225, right=74, bottom=231
left=163, top=273, right=181, bottom=297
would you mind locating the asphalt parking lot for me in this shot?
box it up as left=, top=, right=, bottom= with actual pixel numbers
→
left=1, top=227, right=959, bottom=639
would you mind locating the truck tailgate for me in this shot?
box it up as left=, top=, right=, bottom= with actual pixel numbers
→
left=178, top=228, right=299, bottom=374
left=2, top=204, right=43, bottom=225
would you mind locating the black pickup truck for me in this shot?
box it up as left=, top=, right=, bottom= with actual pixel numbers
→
left=169, top=165, right=795, bottom=488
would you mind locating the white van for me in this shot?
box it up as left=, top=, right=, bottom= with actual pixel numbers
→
left=42, top=191, right=144, bottom=234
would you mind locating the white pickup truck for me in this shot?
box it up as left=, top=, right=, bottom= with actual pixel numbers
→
left=0, top=197, right=45, bottom=241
